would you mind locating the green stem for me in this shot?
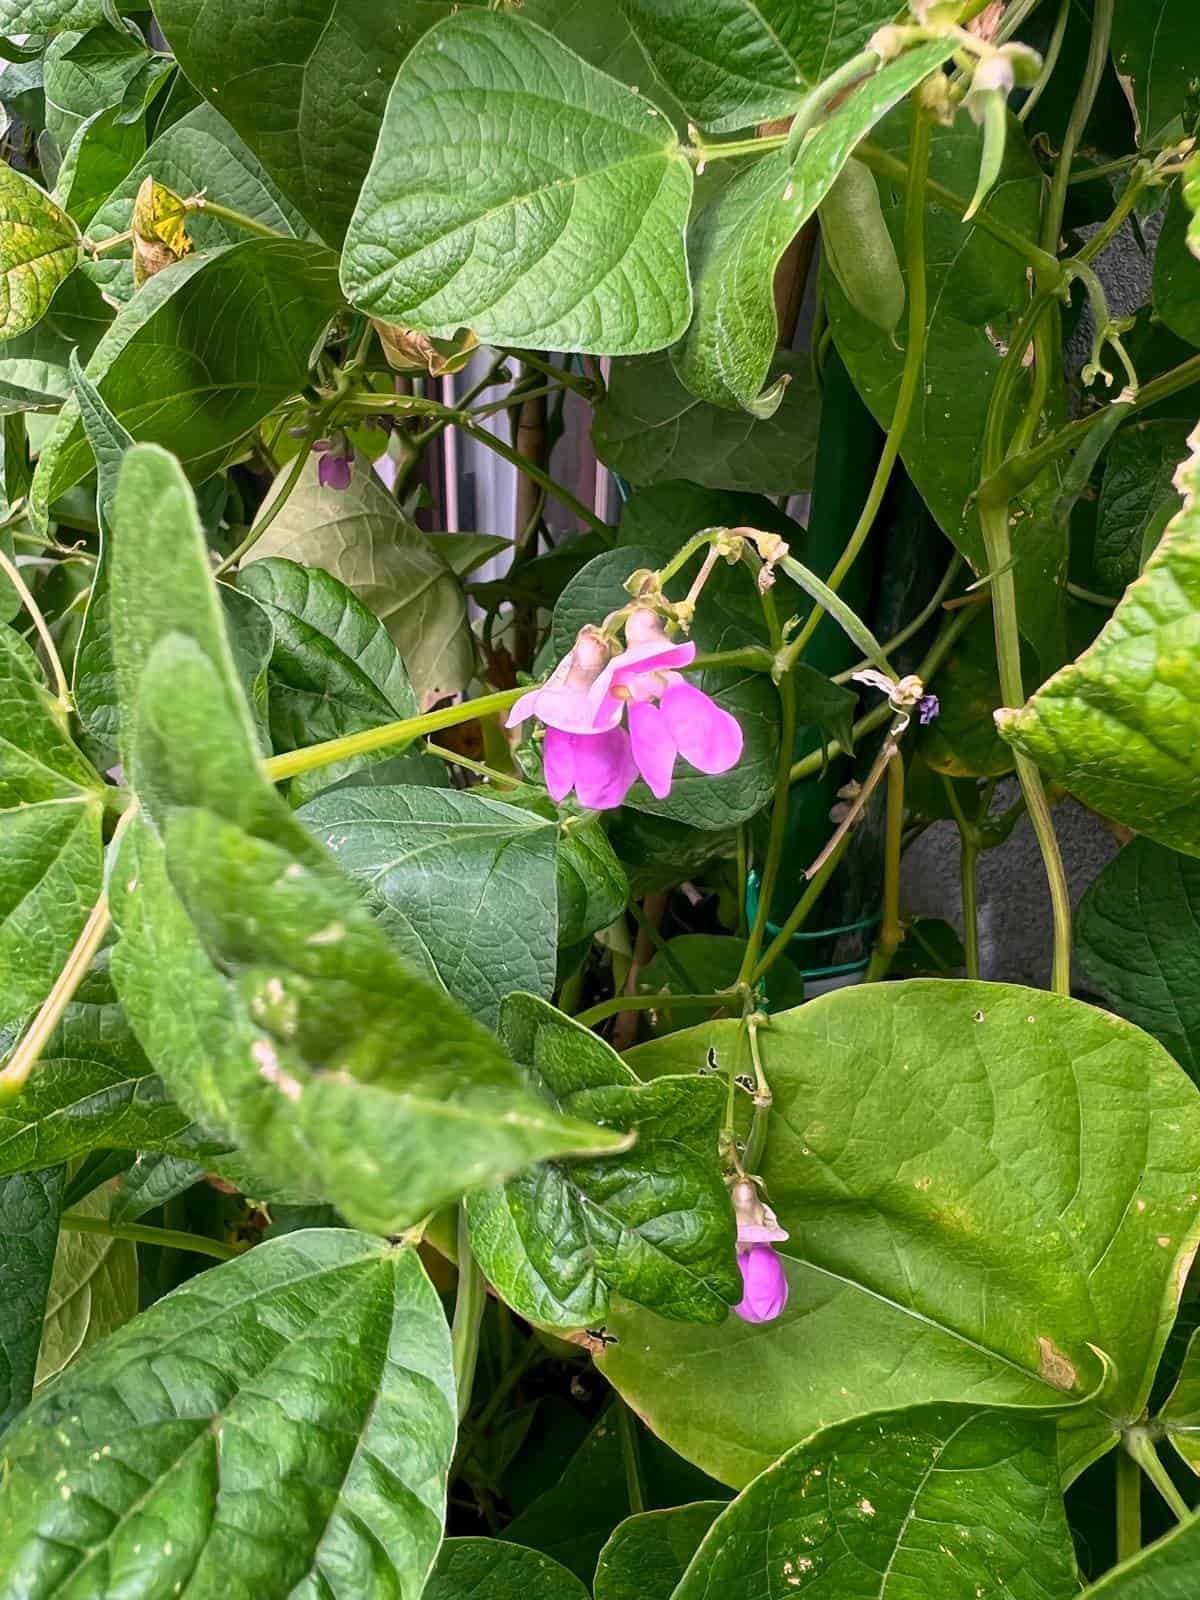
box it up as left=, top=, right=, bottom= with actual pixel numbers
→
left=0, top=544, right=71, bottom=707
left=451, top=1206, right=486, bottom=1422
left=776, top=556, right=897, bottom=678
left=1073, top=165, right=1152, bottom=266
left=1018, top=0, right=1069, bottom=123
left=576, top=990, right=737, bottom=1028
left=215, top=432, right=312, bottom=576
left=864, top=753, right=905, bottom=981
left=60, top=1212, right=237, bottom=1261
left=833, top=555, right=962, bottom=684
left=785, top=48, right=881, bottom=161
left=1116, top=1443, right=1143, bottom=1561
left=960, top=842, right=981, bottom=979
left=739, top=651, right=798, bottom=986
left=1126, top=1430, right=1191, bottom=1524
left=460, top=420, right=611, bottom=539
left=1041, top=0, right=1114, bottom=252
left=427, top=741, right=520, bottom=787
left=263, top=687, right=529, bottom=782
left=616, top=1401, right=646, bottom=1515
left=86, top=227, right=134, bottom=257
left=1067, top=153, right=1142, bottom=186
left=500, top=348, right=598, bottom=400
left=1066, top=581, right=1119, bottom=608
left=185, top=196, right=288, bottom=240
left=776, top=102, right=933, bottom=678
left=752, top=828, right=851, bottom=983
left=688, top=645, right=774, bottom=673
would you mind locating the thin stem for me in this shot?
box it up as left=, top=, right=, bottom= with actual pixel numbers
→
left=1125, top=1430, right=1191, bottom=1524
left=833, top=556, right=963, bottom=684
left=60, top=1212, right=238, bottom=1261
left=85, top=228, right=134, bottom=256
left=0, top=545, right=70, bottom=706
left=1074, top=163, right=1152, bottom=266
left=687, top=132, right=788, bottom=164
left=460, top=420, right=611, bottom=538
left=785, top=48, right=880, bottom=161
left=1018, top=0, right=1069, bottom=122
left=864, top=753, right=905, bottom=981
left=184, top=195, right=288, bottom=240
left=216, top=435, right=311, bottom=576
left=1041, top=0, right=1114, bottom=252
left=615, top=1402, right=645, bottom=1515
left=1067, top=154, right=1142, bottom=186
left=776, top=101, right=933, bottom=677
left=427, top=741, right=520, bottom=787
left=470, top=381, right=570, bottom=420
left=263, top=687, right=529, bottom=782
left=0, top=803, right=140, bottom=1101
left=752, top=829, right=851, bottom=983
left=626, top=896, right=697, bottom=992
left=500, top=348, right=597, bottom=400
left=738, top=656, right=798, bottom=985
left=960, top=841, right=981, bottom=979
left=776, top=556, right=896, bottom=678
left=1116, top=1444, right=1143, bottom=1562
left=451, top=1206, right=486, bottom=1422
left=1067, top=581, right=1119, bottom=608
left=576, top=990, right=737, bottom=1028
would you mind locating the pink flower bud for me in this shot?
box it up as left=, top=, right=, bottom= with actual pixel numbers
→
left=735, top=1244, right=789, bottom=1324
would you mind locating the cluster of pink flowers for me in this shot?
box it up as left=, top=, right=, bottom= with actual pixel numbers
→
left=731, top=1179, right=789, bottom=1323
left=508, top=609, right=743, bottom=810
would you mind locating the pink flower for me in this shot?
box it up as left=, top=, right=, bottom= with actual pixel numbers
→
left=731, top=1179, right=789, bottom=1324
left=313, top=433, right=354, bottom=490
left=508, top=610, right=744, bottom=811
left=735, top=1244, right=789, bottom=1323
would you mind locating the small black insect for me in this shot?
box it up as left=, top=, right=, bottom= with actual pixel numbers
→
left=585, top=1326, right=618, bottom=1347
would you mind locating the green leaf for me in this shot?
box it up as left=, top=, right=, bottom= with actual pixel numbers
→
left=42, top=25, right=152, bottom=149
left=1095, top=419, right=1190, bottom=590
left=635, top=934, right=805, bottom=1033
left=674, top=42, right=953, bottom=414
left=550, top=544, right=782, bottom=829
left=237, top=555, right=419, bottom=797
left=1153, top=184, right=1200, bottom=350
left=35, top=1178, right=137, bottom=1387
left=298, top=785, right=560, bottom=1028
left=1076, top=1511, right=1200, bottom=1595
left=826, top=108, right=1044, bottom=579
left=594, top=1503, right=724, bottom=1600
left=81, top=102, right=314, bottom=304
left=0, top=623, right=101, bottom=804
left=556, top=814, right=628, bottom=947
left=152, top=0, right=459, bottom=245
left=0, top=796, right=103, bottom=1034
left=52, top=106, right=146, bottom=230
left=593, top=349, right=820, bottom=495
left=620, top=0, right=899, bottom=133
left=0, top=1230, right=458, bottom=1597
left=1111, top=0, right=1200, bottom=146
left=669, top=1404, right=1079, bottom=1600
left=1076, top=838, right=1200, bottom=1081
left=0, top=270, right=110, bottom=416
left=1159, top=1327, right=1200, bottom=1475
left=1000, top=422, right=1200, bottom=856
left=108, top=1151, right=204, bottom=1222
left=426, top=1540, right=590, bottom=1600
left=30, top=238, right=343, bottom=526
left=791, top=662, right=857, bottom=764
left=105, top=446, right=624, bottom=1231
left=341, top=10, right=694, bottom=355
left=244, top=454, right=474, bottom=706
left=603, top=979, right=1200, bottom=1488
left=0, top=161, right=82, bottom=342
left=467, top=993, right=738, bottom=1330
left=0, top=1166, right=63, bottom=1432
left=519, top=0, right=685, bottom=121
left=0, top=0, right=106, bottom=29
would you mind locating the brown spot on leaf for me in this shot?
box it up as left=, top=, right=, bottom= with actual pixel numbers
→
left=1038, top=1336, right=1077, bottom=1391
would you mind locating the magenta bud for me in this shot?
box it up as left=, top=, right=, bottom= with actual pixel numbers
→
left=734, top=1243, right=789, bottom=1324
left=317, top=450, right=353, bottom=491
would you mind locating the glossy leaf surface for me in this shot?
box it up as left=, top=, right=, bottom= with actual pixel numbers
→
left=426, top=1539, right=589, bottom=1600
left=0, top=1166, right=63, bottom=1432
left=594, top=1503, right=723, bottom=1600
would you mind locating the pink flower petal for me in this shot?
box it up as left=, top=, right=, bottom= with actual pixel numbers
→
left=572, top=726, right=638, bottom=811
left=627, top=699, right=677, bottom=799
left=506, top=686, right=544, bottom=728
left=542, top=726, right=576, bottom=803
left=660, top=676, right=743, bottom=774
left=512, top=636, right=622, bottom=734
left=734, top=1244, right=789, bottom=1323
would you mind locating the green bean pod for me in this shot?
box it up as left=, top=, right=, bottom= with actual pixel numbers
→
left=817, top=157, right=906, bottom=333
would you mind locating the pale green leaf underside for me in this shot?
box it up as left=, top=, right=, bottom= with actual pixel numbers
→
left=341, top=10, right=693, bottom=355
left=604, top=979, right=1200, bottom=1488
left=1079, top=1509, right=1200, bottom=1595
left=34, top=1179, right=137, bottom=1388
left=1001, top=422, right=1200, bottom=856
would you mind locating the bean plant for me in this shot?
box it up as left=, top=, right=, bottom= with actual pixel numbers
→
left=1, top=0, right=1200, bottom=1595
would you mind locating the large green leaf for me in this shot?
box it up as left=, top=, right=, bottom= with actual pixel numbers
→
left=0, top=624, right=101, bottom=806
left=467, top=994, right=738, bottom=1330
left=635, top=934, right=804, bottom=1034
left=603, top=980, right=1200, bottom=1488
left=34, top=1178, right=137, bottom=1387
left=1153, top=185, right=1200, bottom=351
left=0, top=270, right=110, bottom=416
left=53, top=106, right=146, bottom=231
left=0, top=0, right=106, bottom=29
left=550, top=544, right=782, bottom=829
left=426, top=1540, right=589, bottom=1600
left=1159, top=1328, right=1200, bottom=1475
left=1078, top=1513, right=1200, bottom=1595
left=620, top=0, right=898, bottom=133
left=244, top=455, right=474, bottom=706
left=341, top=10, right=693, bottom=355
left=1076, top=839, right=1200, bottom=1080
left=151, top=0, right=458, bottom=245
left=105, top=446, right=625, bottom=1231
left=82, top=102, right=314, bottom=303
left=594, top=1503, right=724, bottom=1600
left=0, top=161, right=82, bottom=342
left=0, top=1230, right=458, bottom=1597
left=670, top=1404, right=1079, bottom=1600
left=675, top=42, right=953, bottom=414
left=827, top=108, right=1044, bottom=579
left=30, top=238, right=342, bottom=525
left=593, top=349, right=819, bottom=495
left=1111, top=0, right=1200, bottom=145
left=556, top=813, right=629, bottom=947
left=42, top=25, right=153, bottom=149
left=299, top=786, right=559, bottom=1028
left=1000, top=421, right=1200, bottom=856
left=0, top=1166, right=63, bottom=1433
left=237, top=555, right=419, bottom=797
left=1095, top=419, right=1190, bottom=590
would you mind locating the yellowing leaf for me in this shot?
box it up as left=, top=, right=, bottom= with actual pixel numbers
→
left=130, top=175, right=193, bottom=286
left=0, top=164, right=82, bottom=341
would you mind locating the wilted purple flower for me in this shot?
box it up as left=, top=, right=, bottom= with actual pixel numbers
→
left=313, top=432, right=354, bottom=491
left=731, top=1178, right=789, bottom=1324
left=918, top=693, right=940, bottom=725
